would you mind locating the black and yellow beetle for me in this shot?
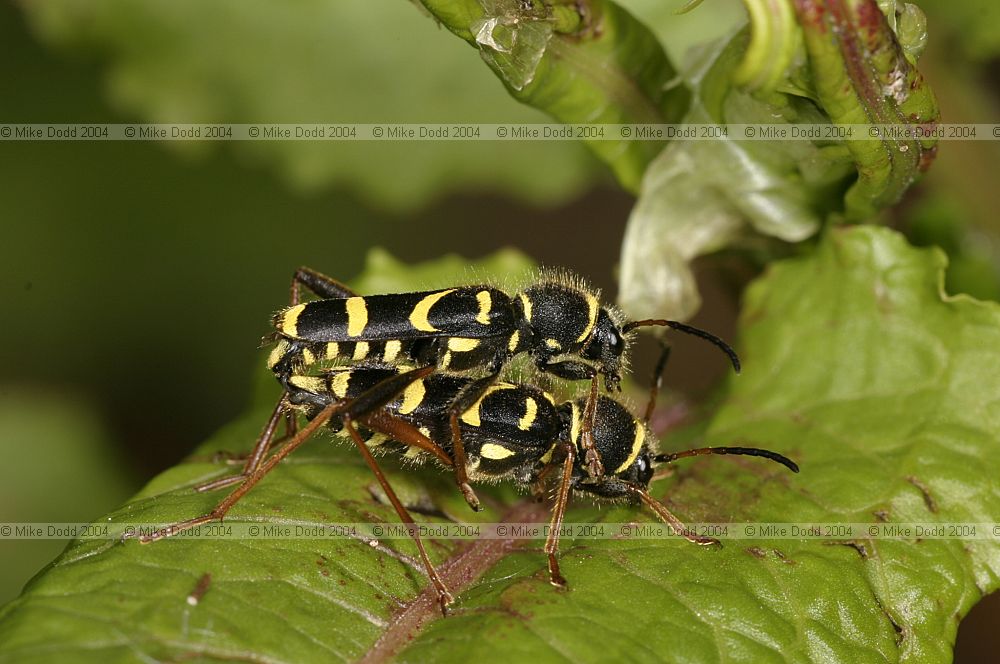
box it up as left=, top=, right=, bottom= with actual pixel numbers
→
left=265, top=267, right=741, bottom=510
left=143, top=363, right=798, bottom=614
left=269, top=267, right=740, bottom=392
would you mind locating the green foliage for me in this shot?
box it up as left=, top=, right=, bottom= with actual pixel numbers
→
left=795, top=0, right=938, bottom=220
left=619, top=0, right=940, bottom=320
left=0, top=394, right=134, bottom=605
left=20, top=0, right=598, bottom=210
left=3, top=229, right=998, bottom=661
left=913, top=0, right=1000, bottom=60
left=417, top=0, right=690, bottom=190
left=618, top=29, right=853, bottom=320
left=400, top=1, right=939, bottom=321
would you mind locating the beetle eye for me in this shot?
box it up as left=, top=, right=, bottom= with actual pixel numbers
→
left=634, top=453, right=654, bottom=485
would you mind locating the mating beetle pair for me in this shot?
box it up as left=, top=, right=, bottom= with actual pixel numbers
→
left=141, top=266, right=796, bottom=613
left=267, top=267, right=741, bottom=508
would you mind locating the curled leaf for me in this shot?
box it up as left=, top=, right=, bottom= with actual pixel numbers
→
left=620, top=0, right=939, bottom=320
left=620, top=31, right=853, bottom=320
left=417, top=0, right=690, bottom=190
left=793, top=0, right=939, bottom=219
left=733, top=0, right=802, bottom=92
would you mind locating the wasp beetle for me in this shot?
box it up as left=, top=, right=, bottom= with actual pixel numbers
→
left=269, top=267, right=740, bottom=391
left=266, top=267, right=742, bottom=511
left=142, top=360, right=797, bottom=613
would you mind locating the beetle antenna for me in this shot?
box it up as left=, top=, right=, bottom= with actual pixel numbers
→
left=623, top=484, right=718, bottom=545
left=643, top=342, right=672, bottom=425
left=622, top=319, right=740, bottom=373
left=654, top=446, right=799, bottom=473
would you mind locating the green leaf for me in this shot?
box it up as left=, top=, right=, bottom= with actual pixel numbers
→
left=415, top=0, right=690, bottom=191
left=794, top=0, right=939, bottom=220
left=3, top=231, right=997, bottom=662
left=619, top=1, right=941, bottom=320
left=619, top=29, right=854, bottom=319
left=733, top=0, right=802, bottom=92
left=914, top=0, right=1000, bottom=61
left=704, top=226, right=1000, bottom=662
left=19, top=1, right=597, bottom=209
left=617, top=0, right=747, bottom=62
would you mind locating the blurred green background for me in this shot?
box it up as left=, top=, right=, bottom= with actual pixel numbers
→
left=1, top=0, right=998, bottom=657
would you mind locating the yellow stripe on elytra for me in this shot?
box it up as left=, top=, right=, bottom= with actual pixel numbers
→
left=570, top=402, right=581, bottom=445
left=282, top=304, right=305, bottom=336
left=448, top=337, right=480, bottom=352
left=518, top=292, right=532, bottom=322
left=346, top=297, right=368, bottom=337
left=615, top=422, right=646, bottom=474
left=409, top=289, right=456, bottom=332
left=289, top=375, right=325, bottom=393
left=383, top=340, right=402, bottom=363
left=329, top=371, right=351, bottom=398
left=398, top=379, right=426, bottom=415
left=352, top=341, right=370, bottom=361
left=460, top=384, right=516, bottom=427
left=507, top=330, right=520, bottom=353
left=267, top=339, right=291, bottom=369
left=481, top=443, right=515, bottom=460
left=476, top=290, right=492, bottom=325
left=576, top=293, right=600, bottom=343
left=517, top=397, right=537, bottom=431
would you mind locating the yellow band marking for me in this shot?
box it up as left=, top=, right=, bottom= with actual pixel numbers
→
left=352, top=341, right=370, bottom=361
left=329, top=371, right=351, bottom=398
left=289, top=376, right=325, bottom=393
left=267, top=340, right=291, bottom=370
left=518, top=292, right=532, bottom=321
left=576, top=293, right=600, bottom=343
left=570, top=402, right=581, bottom=445
left=476, top=291, right=492, bottom=325
left=346, top=297, right=368, bottom=337
left=326, top=342, right=340, bottom=358
left=282, top=304, right=305, bottom=336
left=542, top=391, right=556, bottom=406
left=366, top=433, right=388, bottom=448
left=615, top=422, right=646, bottom=474
left=507, top=329, right=520, bottom=353
left=517, top=397, right=537, bottom=431
left=460, top=384, right=516, bottom=427
left=448, top=337, right=480, bottom=352
left=409, top=289, right=456, bottom=332
left=441, top=351, right=452, bottom=370
left=383, top=340, right=402, bottom=363
left=539, top=442, right=558, bottom=465
left=481, top=443, right=515, bottom=460
left=398, top=379, right=426, bottom=415
left=545, top=338, right=562, bottom=351
left=301, top=348, right=316, bottom=365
